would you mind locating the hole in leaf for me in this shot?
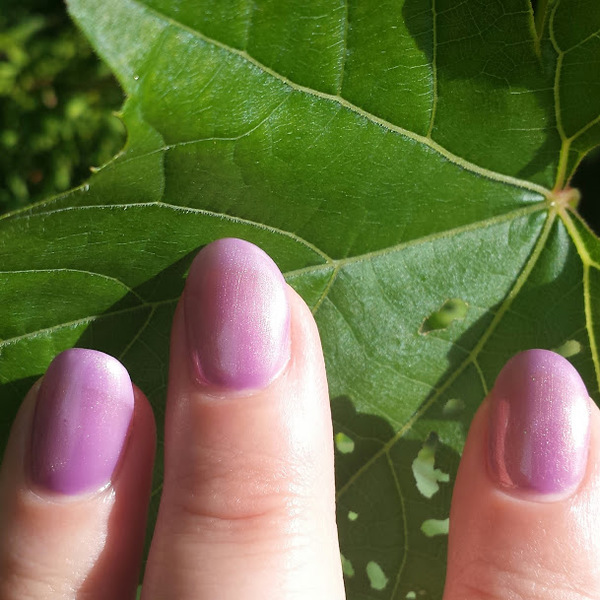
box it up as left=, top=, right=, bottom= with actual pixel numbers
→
left=406, top=593, right=417, bottom=599
left=348, top=510, right=359, bottom=521
left=442, top=398, right=465, bottom=417
left=552, top=339, right=582, bottom=358
left=366, top=561, right=388, bottom=591
left=341, top=553, right=355, bottom=578
left=421, top=518, right=450, bottom=537
left=411, top=433, right=450, bottom=498
left=419, top=298, right=468, bottom=334
left=335, top=432, right=355, bottom=454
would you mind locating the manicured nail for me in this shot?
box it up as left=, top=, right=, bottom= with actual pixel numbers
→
left=488, top=349, right=590, bottom=498
left=31, top=349, right=134, bottom=495
left=183, top=238, right=291, bottom=390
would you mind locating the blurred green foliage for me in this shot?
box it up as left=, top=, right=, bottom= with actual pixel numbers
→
left=0, top=0, right=125, bottom=214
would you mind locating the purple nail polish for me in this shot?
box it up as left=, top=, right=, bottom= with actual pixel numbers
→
left=488, top=349, right=590, bottom=498
left=184, top=238, right=290, bottom=390
left=31, top=349, right=134, bottom=495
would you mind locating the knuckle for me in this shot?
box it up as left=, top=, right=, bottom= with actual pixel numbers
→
left=0, top=550, right=63, bottom=599
left=169, top=446, right=311, bottom=532
left=448, top=555, right=600, bottom=600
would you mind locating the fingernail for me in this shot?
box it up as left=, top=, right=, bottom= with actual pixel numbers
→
left=31, top=348, right=134, bottom=495
left=183, top=238, right=290, bottom=390
left=488, top=349, right=590, bottom=499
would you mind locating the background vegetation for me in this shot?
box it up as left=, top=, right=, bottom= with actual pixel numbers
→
left=0, top=0, right=125, bottom=214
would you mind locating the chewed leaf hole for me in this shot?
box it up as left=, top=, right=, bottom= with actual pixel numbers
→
left=366, top=561, right=388, bottom=591
left=421, top=517, right=450, bottom=537
left=412, top=433, right=450, bottom=498
left=335, top=432, right=355, bottom=454
left=553, top=339, right=582, bottom=358
left=419, top=298, right=468, bottom=334
left=348, top=510, right=359, bottom=521
left=341, top=553, right=355, bottom=577
left=442, top=398, right=465, bottom=417
left=406, top=592, right=417, bottom=599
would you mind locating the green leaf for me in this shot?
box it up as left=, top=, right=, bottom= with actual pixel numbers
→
left=1, top=0, right=599, bottom=597
left=543, top=0, right=600, bottom=186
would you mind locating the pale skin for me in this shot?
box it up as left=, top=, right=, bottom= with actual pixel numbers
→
left=1, top=286, right=600, bottom=599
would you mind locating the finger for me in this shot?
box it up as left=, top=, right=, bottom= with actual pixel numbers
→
left=0, top=349, right=156, bottom=600
left=143, top=238, right=345, bottom=600
left=444, top=349, right=600, bottom=600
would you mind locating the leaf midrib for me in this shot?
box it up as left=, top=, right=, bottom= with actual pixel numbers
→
left=331, top=209, right=555, bottom=598
left=335, top=208, right=556, bottom=527
left=0, top=202, right=547, bottom=350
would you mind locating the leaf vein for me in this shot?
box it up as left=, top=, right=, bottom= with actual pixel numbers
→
left=336, top=0, right=349, bottom=95
left=311, top=264, right=341, bottom=316
left=558, top=209, right=600, bottom=392
left=0, top=268, right=145, bottom=303
left=127, top=0, right=551, bottom=197
left=115, top=96, right=290, bottom=167
left=426, top=0, right=438, bottom=138
left=386, top=452, right=409, bottom=600
left=119, top=306, right=156, bottom=360
left=12, top=201, right=333, bottom=264
left=336, top=211, right=555, bottom=500
left=0, top=298, right=177, bottom=349
left=285, top=203, right=546, bottom=281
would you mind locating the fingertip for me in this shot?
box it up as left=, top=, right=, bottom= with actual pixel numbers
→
left=488, top=349, right=590, bottom=500
left=30, top=349, right=135, bottom=495
left=444, top=351, right=600, bottom=600
left=0, top=350, right=156, bottom=600
left=145, top=240, right=344, bottom=600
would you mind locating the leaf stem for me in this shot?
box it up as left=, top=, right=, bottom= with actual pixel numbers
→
left=554, top=138, right=571, bottom=191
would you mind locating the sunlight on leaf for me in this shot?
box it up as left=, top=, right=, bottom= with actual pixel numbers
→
left=366, top=561, right=389, bottom=591
left=412, top=434, right=450, bottom=499
left=341, top=553, right=355, bottom=578
left=335, top=432, right=356, bottom=454
left=419, top=298, right=468, bottom=335
left=421, top=518, right=450, bottom=538
left=553, top=339, right=583, bottom=358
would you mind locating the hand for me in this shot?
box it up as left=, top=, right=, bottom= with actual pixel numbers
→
left=0, top=238, right=598, bottom=600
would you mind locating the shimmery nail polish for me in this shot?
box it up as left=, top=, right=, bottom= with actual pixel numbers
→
left=488, top=349, right=590, bottom=498
left=183, top=238, right=290, bottom=390
left=31, top=348, right=134, bottom=495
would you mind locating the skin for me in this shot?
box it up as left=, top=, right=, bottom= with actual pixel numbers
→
left=1, top=284, right=600, bottom=599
